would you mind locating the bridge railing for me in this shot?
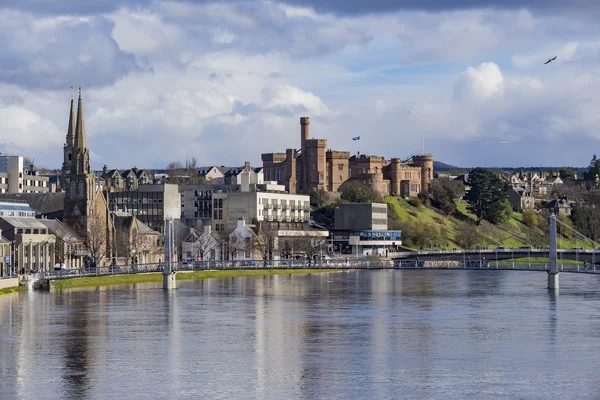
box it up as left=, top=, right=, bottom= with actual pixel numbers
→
left=37, top=258, right=600, bottom=280
left=40, top=258, right=400, bottom=279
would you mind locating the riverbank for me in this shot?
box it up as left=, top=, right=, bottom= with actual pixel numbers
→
left=50, top=269, right=345, bottom=290
left=0, top=286, right=27, bottom=295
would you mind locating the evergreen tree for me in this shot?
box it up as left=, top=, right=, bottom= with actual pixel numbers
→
left=465, top=168, right=509, bottom=225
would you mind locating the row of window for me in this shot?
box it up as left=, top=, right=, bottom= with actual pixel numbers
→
left=0, top=211, right=34, bottom=217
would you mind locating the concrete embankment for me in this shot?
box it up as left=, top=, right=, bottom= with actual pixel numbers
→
left=0, top=278, right=26, bottom=295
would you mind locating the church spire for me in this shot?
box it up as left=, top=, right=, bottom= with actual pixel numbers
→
left=71, top=86, right=90, bottom=175
left=66, top=90, right=75, bottom=147
left=74, top=86, right=87, bottom=152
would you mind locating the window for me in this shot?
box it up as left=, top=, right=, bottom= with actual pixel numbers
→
left=338, top=163, right=344, bottom=171
left=339, top=175, right=343, bottom=183
left=312, top=164, right=316, bottom=170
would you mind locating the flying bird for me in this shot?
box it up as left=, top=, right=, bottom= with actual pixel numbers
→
left=544, top=56, right=557, bottom=65
left=501, top=141, right=508, bottom=144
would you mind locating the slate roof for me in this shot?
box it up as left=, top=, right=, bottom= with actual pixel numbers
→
left=0, top=193, right=64, bottom=215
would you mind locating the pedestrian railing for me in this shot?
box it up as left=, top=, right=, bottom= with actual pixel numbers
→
left=37, top=258, right=600, bottom=280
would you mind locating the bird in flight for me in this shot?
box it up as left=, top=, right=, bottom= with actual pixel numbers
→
left=501, top=141, right=508, bottom=144
left=544, top=56, right=557, bottom=65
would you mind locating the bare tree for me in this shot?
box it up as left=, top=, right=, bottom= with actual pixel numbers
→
left=294, top=232, right=326, bottom=260
left=252, top=222, right=277, bottom=266
left=116, top=226, right=143, bottom=265
left=50, top=236, right=66, bottom=267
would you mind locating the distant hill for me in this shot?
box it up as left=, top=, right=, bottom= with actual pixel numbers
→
left=433, top=161, right=462, bottom=172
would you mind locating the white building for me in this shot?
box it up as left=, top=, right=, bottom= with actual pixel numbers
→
left=181, top=226, right=222, bottom=262
left=0, top=155, right=50, bottom=194
left=212, top=184, right=311, bottom=232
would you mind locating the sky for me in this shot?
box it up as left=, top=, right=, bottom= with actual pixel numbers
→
left=1, top=0, right=600, bottom=170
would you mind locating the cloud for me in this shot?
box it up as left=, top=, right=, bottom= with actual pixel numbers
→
left=0, top=10, right=149, bottom=89
left=2, top=1, right=600, bottom=170
left=454, top=62, right=504, bottom=101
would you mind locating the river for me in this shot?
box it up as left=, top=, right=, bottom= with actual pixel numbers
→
left=1, top=270, right=600, bottom=399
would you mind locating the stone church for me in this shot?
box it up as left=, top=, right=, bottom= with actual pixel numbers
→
left=61, top=88, right=113, bottom=265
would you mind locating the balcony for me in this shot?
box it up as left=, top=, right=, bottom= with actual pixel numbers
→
left=263, top=203, right=272, bottom=209
left=275, top=204, right=282, bottom=210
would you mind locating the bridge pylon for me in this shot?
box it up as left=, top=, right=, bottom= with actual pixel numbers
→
left=548, top=214, right=559, bottom=290
left=163, top=217, right=177, bottom=290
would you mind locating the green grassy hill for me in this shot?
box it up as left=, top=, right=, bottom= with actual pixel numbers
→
left=385, top=197, right=590, bottom=250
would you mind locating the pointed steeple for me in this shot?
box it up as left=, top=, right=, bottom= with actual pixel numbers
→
left=66, top=96, right=75, bottom=146
left=71, top=86, right=90, bottom=176
left=74, top=86, right=87, bottom=152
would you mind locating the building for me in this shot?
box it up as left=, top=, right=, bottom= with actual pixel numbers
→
left=543, top=197, right=574, bottom=217
left=262, top=117, right=350, bottom=194
left=0, top=217, right=56, bottom=273
left=211, top=185, right=311, bottom=232
left=334, top=203, right=388, bottom=231
left=262, top=117, right=433, bottom=197
left=59, top=89, right=116, bottom=266
left=39, top=219, right=87, bottom=269
left=347, top=154, right=434, bottom=198
left=101, top=166, right=155, bottom=192
left=108, top=184, right=181, bottom=233
left=507, top=187, right=535, bottom=212
left=181, top=226, right=222, bottom=262
left=180, top=183, right=239, bottom=229
left=112, top=211, right=162, bottom=265
left=0, top=235, right=11, bottom=278
left=332, top=202, right=401, bottom=256
left=211, top=185, right=328, bottom=259
left=0, top=155, right=50, bottom=193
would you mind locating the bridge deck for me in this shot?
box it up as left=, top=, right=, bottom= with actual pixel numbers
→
left=33, top=259, right=600, bottom=281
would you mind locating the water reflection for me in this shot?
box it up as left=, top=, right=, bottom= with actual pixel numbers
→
left=1, top=271, right=600, bottom=399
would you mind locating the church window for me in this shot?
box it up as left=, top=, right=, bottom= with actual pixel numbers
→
left=68, top=154, right=72, bottom=161
left=71, top=184, right=76, bottom=198
left=79, top=181, right=84, bottom=197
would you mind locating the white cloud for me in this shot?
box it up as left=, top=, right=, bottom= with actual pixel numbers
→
left=454, top=62, right=504, bottom=101
left=2, top=2, right=600, bottom=169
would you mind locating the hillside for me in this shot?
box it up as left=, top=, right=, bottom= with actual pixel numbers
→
left=385, top=197, right=589, bottom=250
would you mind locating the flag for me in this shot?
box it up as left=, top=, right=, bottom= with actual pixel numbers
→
left=352, top=136, right=360, bottom=141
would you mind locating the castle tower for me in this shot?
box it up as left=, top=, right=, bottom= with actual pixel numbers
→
left=60, top=95, right=76, bottom=190
left=63, top=87, right=96, bottom=232
left=299, top=117, right=310, bottom=193
left=412, top=155, right=434, bottom=194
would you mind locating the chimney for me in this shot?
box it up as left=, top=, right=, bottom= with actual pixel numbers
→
left=103, top=165, right=108, bottom=175
left=237, top=217, right=245, bottom=229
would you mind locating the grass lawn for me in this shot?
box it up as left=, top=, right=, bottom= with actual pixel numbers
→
left=496, top=257, right=585, bottom=266
left=385, top=196, right=593, bottom=251
left=0, top=286, right=27, bottom=295
left=51, top=269, right=344, bottom=290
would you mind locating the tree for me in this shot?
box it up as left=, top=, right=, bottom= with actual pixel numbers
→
left=116, top=226, right=143, bottom=265
left=165, top=158, right=204, bottom=184
left=339, top=181, right=383, bottom=203
left=252, top=222, right=277, bottom=266
left=430, top=180, right=457, bottom=215
left=584, top=155, right=600, bottom=181
left=571, top=204, right=600, bottom=241
left=522, top=208, right=539, bottom=228
left=465, top=168, right=510, bottom=225
left=310, top=188, right=330, bottom=209
left=294, top=232, right=326, bottom=259
left=558, top=167, right=576, bottom=181
left=455, top=221, right=481, bottom=249
left=50, top=236, right=66, bottom=267
left=73, top=212, right=107, bottom=267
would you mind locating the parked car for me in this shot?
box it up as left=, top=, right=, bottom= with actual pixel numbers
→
left=54, top=263, right=68, bottom=271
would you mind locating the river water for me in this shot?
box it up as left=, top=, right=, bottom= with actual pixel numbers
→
left=1, top=270, right=600, bottom=399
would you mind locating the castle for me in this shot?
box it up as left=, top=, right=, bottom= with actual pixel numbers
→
left=261, top=117, right=433, bottom=197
